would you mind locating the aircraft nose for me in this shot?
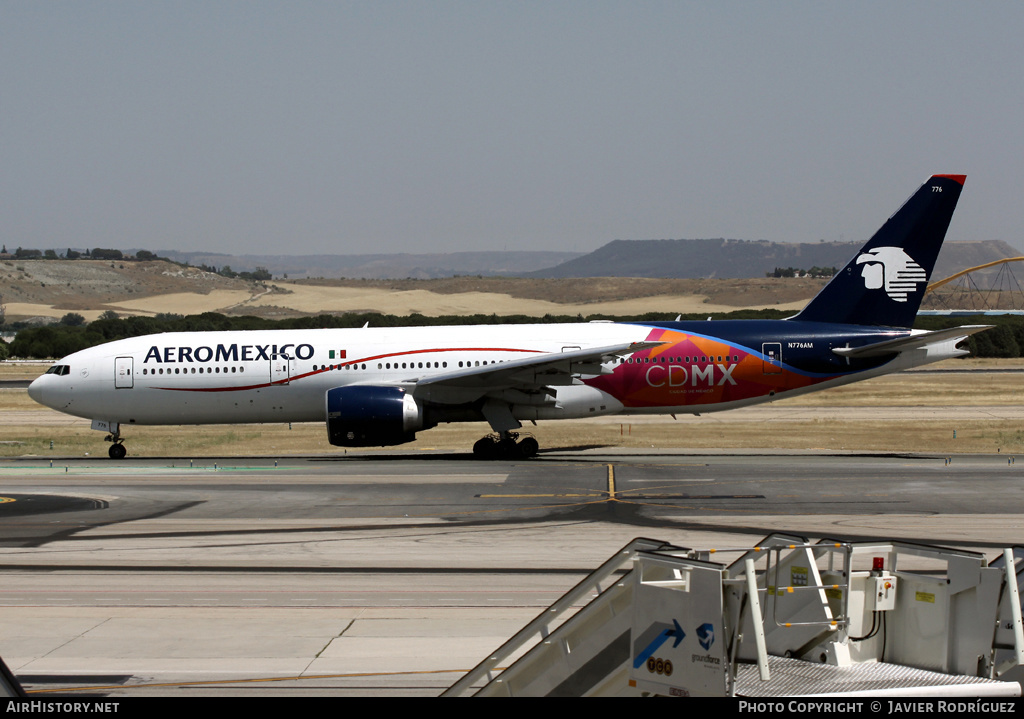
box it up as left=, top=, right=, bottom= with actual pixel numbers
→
left=27, top=376, right=47, bottom=406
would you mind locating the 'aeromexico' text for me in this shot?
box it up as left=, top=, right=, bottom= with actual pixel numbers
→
left=144, top=344, right=315, bottom=364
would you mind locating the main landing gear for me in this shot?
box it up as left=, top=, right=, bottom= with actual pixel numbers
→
left=472, top=431, right=539, bottom=460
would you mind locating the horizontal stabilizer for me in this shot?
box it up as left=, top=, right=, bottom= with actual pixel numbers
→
left=832, top=325, right=992, bottom=358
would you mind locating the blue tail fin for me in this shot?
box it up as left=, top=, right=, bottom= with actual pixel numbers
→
left=791, top=174, right=966, bottom=328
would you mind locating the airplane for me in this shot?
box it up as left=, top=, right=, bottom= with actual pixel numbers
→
left=27, top=174, right=989, bottom=460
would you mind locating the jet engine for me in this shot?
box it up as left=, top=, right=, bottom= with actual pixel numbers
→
left=325, top=385, right=426, bottom=447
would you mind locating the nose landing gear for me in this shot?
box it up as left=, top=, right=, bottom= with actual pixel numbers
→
left=105, top=432, right=127, bottom=459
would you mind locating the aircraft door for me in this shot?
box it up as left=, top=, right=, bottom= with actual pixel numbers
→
left=115, top=357, right=134, bottom=388
left=762, top=343, right=782, bottom=375
left=271, top=354, right=296, bottom=385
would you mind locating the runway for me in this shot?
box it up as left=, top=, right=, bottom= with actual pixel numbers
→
left=1, top=449, right=1023, bottom=696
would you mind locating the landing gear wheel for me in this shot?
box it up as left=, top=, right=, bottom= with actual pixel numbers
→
left=472, top=432, right=539, bottom=460
left=517, top=436, right=539, bottom=458
left=108, top=443, right=127, bottom=460
left=473, top=436, right=497, bottom=459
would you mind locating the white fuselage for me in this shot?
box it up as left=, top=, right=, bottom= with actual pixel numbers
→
left=28, top=323, right=639, bottom=427
left=27, top=320, right=968, bottom=436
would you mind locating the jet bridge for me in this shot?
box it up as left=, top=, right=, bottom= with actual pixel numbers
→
left=443, top=535, right=1024, bottom=697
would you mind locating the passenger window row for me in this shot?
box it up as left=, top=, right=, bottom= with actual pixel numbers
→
left=380, top=361, right=448, bottom=369
left=134, top=354, right=742, bottom=378
left=621, top=355, right=740, bottom=364
left=142, top=366, right=244, bottom=375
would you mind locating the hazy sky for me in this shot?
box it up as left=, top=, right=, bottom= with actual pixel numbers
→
left=3, top=2, right=1022, bottom=256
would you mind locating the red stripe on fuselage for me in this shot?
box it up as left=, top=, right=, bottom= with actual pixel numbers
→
left=151, top=346, right=544, bottom=392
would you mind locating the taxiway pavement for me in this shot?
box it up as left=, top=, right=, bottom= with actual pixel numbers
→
left=1, top=450, right=1022, bottom=696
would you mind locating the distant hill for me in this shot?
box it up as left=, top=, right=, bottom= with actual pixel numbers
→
left=527, top=239, right=1022, bottom=283
left=12, top=239, right=1016, bottom=284
left=155, top=250, right=584, bottom=280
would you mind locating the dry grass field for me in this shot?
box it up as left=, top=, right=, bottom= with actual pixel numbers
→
left=2, top=260, right=822, bottom=321
left=3, top=359, right=1022, bottom=458
left=2, top=258, right=1015, bottom=321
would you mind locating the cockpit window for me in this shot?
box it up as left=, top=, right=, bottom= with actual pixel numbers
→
left=45, top=365, right=71, bottom=376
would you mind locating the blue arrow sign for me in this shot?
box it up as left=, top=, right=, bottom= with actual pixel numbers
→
left=633, top=619, right=684, bottom=668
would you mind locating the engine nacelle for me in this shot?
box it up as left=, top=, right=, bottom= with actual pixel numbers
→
left=325, top=385, right=424, bottom=447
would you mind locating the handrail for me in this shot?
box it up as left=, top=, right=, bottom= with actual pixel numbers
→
left=998, top=548, right=1024, bottom=676
left=441, top=537, right=671, bottom=697
left=767, top=542, right=851, bottom=630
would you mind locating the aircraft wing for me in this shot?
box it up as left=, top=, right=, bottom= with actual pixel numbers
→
left=408, top=340, right=664, bottom=405
left=832, top=325, right=992, bottom=358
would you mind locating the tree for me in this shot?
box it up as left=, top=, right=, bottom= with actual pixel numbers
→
left=91, top=248, right=123, bottom=260
left=98, top=310, right=120, bottom=321
left=59, top=313, right=86, bottom=327
left=238, top=267, right=271, bottom=281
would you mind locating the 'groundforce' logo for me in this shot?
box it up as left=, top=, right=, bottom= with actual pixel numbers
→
left=856, top=247, right=926, bottom=302
left=697, top=622, right=715, bottom=651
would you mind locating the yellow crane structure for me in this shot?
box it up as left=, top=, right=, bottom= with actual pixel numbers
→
left=923, top=257, right=1024, bottom=312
